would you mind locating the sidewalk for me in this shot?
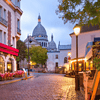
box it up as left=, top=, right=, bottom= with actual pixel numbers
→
left=0, top=75, right=33, bottom=86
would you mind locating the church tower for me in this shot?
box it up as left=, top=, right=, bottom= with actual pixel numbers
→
left=32, top=14, right=48, bottom=48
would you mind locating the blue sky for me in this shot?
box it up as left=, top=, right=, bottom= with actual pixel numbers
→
left=20, top=0, right=75, bottom=45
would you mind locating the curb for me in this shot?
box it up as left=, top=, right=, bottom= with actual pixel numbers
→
left=64, top=75, right=75, bottom=78
left=0, top=76, right=33, bottom=86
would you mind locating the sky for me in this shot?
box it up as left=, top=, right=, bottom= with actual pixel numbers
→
left=20, top=0, right=75, bottom=46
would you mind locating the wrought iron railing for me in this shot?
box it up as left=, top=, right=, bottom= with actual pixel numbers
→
left=17, top=27, right=21, bottom=34
left=0, top=16, right=8, bottom=27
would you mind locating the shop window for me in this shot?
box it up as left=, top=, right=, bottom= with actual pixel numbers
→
left=79, top=62, right=82, bottom=71
left=55, top=62, right=58, bottom=67
left=72, top=62, right=75, bottom=70
left=7, top=58, right=12, bottom=72
left=90, top=61, right=93, bottom=70
left=64, top=57, right=67, bottom=63
left=86, top=61, right=89, bottom=71
left=55, top=55, right=58, bottom=59
left=0, top=56, right=4, bottom=73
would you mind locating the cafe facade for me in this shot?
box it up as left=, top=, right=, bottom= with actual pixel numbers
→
left=69, top=24, right=100, bottom=72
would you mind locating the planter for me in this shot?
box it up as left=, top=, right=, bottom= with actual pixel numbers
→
left=19, top=74, right=24, bottom=77
left=7, top=77, right=11, bottom=80
left=15, top=75, right=19, bottom=78
left=10, top=77, right=14, bottom=80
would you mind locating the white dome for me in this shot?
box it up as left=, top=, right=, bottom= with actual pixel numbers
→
left=32, top=15, right=47, bottom=37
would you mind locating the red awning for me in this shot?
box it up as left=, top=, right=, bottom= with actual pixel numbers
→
left=0, top=43, right=19, bottom=56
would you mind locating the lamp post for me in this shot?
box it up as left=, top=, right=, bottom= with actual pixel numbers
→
left=27, top=35, right=32, bottom=75
left=73, top=24, right=80, bottom=91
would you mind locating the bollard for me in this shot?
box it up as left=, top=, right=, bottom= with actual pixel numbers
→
left=25, top=72, right=27, bottom=79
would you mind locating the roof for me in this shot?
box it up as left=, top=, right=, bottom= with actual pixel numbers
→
left=47, top=51, right=60, bottom=53
left=58, top=45, right=71, bottom=50
left=70, top=24, right=100, bottom=36
left=35, top=37, right=48, bottom=41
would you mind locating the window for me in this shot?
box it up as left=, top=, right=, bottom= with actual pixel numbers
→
left=3, top=9, right=6, bottom=19
left=64, top=57, right=67, bottom=63
left=0, top=6, right=2, bottom=17
left=55, top=62, right=58, bottom=67
left=0, top=56, right=4, bottom=73
left=55, top=55, right=58, bottom=59
left=17, top=19, right=20, bottom=28
left=4, top=32, right=6, bottom=44
left=46, top=43, right=47, bottom=47
left=17, top=0, right=20, bottom=7
left=44, top=42, right=45, bottom=47
left=0, top=30, right=2, bottom=43
left=42, top=42, right=43, bottom=46
left=13, top=37, right=15, bottom=47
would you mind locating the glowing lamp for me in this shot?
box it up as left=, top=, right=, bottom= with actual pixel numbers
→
left=68, top=52, right=71, bottom=56
left=73, top=25, right=80, bottom=36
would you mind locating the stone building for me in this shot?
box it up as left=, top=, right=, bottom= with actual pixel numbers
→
left=0, top=0, right=22, bottom=73
left=47, top=35, right=71, bottom=72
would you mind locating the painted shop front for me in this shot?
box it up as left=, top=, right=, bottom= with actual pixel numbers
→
left=69, top=38, right=100, bottom=72
left=0, top=43, right=19, bottom=73
left=70, top=58, right=86, bottom=72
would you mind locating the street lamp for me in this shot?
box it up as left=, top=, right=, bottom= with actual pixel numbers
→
left=73, top=24, right=80, bottom=91
left=27, top=35, right=32, bottom=75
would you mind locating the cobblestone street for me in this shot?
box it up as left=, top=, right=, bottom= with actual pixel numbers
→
left=0, top=73, right=85, bottom=100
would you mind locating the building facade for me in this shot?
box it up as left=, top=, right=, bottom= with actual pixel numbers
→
left=69, top=24, right=100, bottom=71
left=0, top=0, right=22, bottom=73
left=47, top=35, right=71, bottom=72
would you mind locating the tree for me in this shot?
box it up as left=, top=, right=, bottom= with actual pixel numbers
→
left=26, top=46, right=48, bottom=66
left=56, top=0, right=100, bottom=26
left=16, top=40, right=27, bottom=62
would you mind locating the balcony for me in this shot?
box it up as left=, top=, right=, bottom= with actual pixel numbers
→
left=17, top=27, right=21, bottom=35
left=0, top=16, right=8, bottom=27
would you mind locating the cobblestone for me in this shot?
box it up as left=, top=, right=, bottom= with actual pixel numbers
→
left=0, top=73, right=85, bottom=100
